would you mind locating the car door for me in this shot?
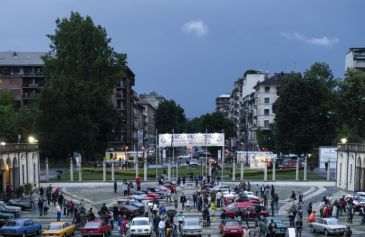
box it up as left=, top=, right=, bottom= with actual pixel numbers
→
left=27, top=220, right=35, bottom=233
left=317, top=219, right=325, bottom=232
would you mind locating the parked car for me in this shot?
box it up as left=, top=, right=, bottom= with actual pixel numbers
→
left=0, top=218, right=41, bottom=237
left=308, top=218, right=346, bottom=236
left=128, top=217, right=152, bottom=236
left=6, top=199, right=32, bottom=211
left=43, top=222, right=76, bottom=237
left=189, top=159, right=200, bottom=167
left=278, top=159, right=301, bottom=169
left=180, top=217, right=202, bottom=237
left=345, top=192, right=365, bottom=212
left=163, top=182, right=176, bottom=192
left=0, top=201, right=21, bottom=212
left=145, top=187, right=169, bottom=198
left=178, top=154, right=191, bottom=159
left=114, top=205, right=144, bottom=219
left=219, top=219, right=244, bottom=236
left=81, top=220, right=112, bottom=237
left=0, top=212, right=15, bottom=220
left=223, top=202, right=269, bottom=219
left=200, top=182, right=213, bottom=191
left=259, top=216, right=288, bottom=236
left=0, top=204, right=20, bottom=217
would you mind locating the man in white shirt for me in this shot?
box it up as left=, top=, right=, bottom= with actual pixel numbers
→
left=158, top=219, right=166, bottom=237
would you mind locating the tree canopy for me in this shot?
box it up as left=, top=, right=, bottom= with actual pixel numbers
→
left=155, top=100, right=187, bottom=133
left=37, top=12, right=125, bottom=160
left=272, top=63, right=337, bottom=154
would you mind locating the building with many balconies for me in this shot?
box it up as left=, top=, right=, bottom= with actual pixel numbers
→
left=345, top=48, right=365, bottom=71
left=215, top=94, right=230, bottom=117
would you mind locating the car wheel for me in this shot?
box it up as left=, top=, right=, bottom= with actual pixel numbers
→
left=324, top=229, right=329, bottom=236
left=102, top=233, right=106, bottom=237
left=108, top=230, right=111, bottom=235
left=37, top=228, right=41, bottom=235
left=309, top=226, right=315, bottom=233
left=22, top=232, right=26, bottom=237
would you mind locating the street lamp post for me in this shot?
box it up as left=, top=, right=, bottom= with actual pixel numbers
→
left=272, top=157, right=276, bottom=181
left=296, top=157, right=299, bottom=181
left=124, top=146, right=128, bottom=170
left=45, top=157, right=49, bottom=182
left=304, top=155, right=308, bottom=181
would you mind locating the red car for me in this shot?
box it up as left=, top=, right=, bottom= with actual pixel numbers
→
left=222, top=202, right=269, bottom=219
left=219, top=220, right=244, bottom=236
left=81, top=220, right=112, bottom=236
left=201, top=182, right=213, bottom=191
left=163, top=182, right=176, bottom=192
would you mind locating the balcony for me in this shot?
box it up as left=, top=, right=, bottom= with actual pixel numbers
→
left=0, top=71, right=44, bottom=77
left=23, top=83, right=42, bottom=88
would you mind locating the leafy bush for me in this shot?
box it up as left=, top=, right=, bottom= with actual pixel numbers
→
left=14, top=186, right=24, bottom=197
left=23, top=183, right=33, bottom=195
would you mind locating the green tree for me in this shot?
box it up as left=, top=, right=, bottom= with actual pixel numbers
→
left=0, top=91, right=17, bottom=142
left=155, top=100, right=187, bottom=133
left=336, top=69, right=365, bottom=141
left=37, top=12, right=125, bottom=161
left=273, top=63, right=337, bottom=154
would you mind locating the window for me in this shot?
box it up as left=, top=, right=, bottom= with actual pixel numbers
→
left=264, top=120, right=269, bottom=128
left=264, top=86, right=270, bottom=92
left=264, top=97, right=270, bottom=104
left=264, top=109, right=270, bottom=116
left=22, top=165, right=25, bottom=184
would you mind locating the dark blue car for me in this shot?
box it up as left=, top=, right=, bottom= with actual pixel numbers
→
left=0, top=218, right=41, bottom=237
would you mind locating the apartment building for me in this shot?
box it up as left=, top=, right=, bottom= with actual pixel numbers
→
left=0, top=52, right=45, bottom=107
left=345, top=48, right=365, bottom=71
left=139, top=92, right=165, bottom=109
left=215, top=94, right=230, bottom=117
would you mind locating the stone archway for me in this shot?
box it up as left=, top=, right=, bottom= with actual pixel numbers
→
left=12, top=157, right=20, bottom=189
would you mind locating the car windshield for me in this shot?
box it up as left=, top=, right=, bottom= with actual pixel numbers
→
left=185, top=220, right=199, bottom=226
left=132, top=220, right=149, bottom=226
left=49, top=224, right=63, bottom=230
left=6, top=221, right=22, bottom=226
left=225, top=221, right=239, bottom=226
left=327, top=219, right=338, bottom=225
left=85, top=223, right=100, bottom=228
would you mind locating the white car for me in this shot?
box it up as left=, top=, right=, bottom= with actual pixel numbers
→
left=178, top=154, right=191, bottom=159
left=189, top=159, right=200, bottom=167
left=129, top=217, right=152, bottom=237
left=0, top=201, right=21, bottom=212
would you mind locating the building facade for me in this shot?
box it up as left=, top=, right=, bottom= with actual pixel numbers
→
left=337, top=143, right=365, bottom=191
left=139, top=92, right=165, bottom=109
left=345, top=48, right=365, bottom=71
left=0, top=144, right=39, bottom=194
left=215, top=94, right=230, bottom=117
left=0, top=52, right=45, bottom=107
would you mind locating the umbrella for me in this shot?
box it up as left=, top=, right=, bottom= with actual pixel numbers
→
left=56, top=170, right=63, bottom=174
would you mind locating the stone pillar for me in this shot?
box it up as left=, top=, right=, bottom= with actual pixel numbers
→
left=45, top=157, right=49, bottom=182
left=264, top=159, right=268, bottom=181
left=272, top=159, right=276, bottom=181
left=240, top=162, right=244, bottom=181
left=167, top=163, right=171, bottom=181
left=296, top=158, right=299, bottom=181
left=70, top=159, right=74, bottom=182
left=111, top=162, right=115, bottom=181
left=327, top=161, right=331, bottom=181
left=103, top=160, right=106, bottom=181
left=9, top=168, right=13, bottom=186
left=79, top=161, right=82, bottom=182
left=135, top=155, right=139, bottom=178
left=303, top=156, right=307, bottom=181
left=209, top=162, right=212, bottom=177
left=232, top=160, right=236, bottom=181
left=2, top=171, right=6, bottom=193
left=144, top=152, right=147, bottom=181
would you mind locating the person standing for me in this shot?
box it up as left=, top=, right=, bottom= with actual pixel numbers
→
left=153, top=214, right=160, bottom=236
left=182, top=176, right=186, bottom=185
left=260, top=185, right=265, bottom=198
left=43, top=201, right=49, bottom=215
left=298, top=192, right=304, bottom=205
left=344, top=226, right=352, bottom=237
left=271, top=185, right=275, bottom=198
left=295, top=218, right=303, bottom=237
left=192, top=192, right=198, bottom=210
left=114, top=181, right=117, bottom=193
left=135, top=176, right=141, bottom=191
left=38, top=198, right=44, bottom=216
left=290, top=191, right=296, bottom=202
left=57, top=192, right=64, bottom=209
left=180, top=194, right=187, bottom=210
left=56, top=204, right=62, bottom=221
left=39, top=186, right=44, bottom=197
left=215, top=191, right=222, bottom=208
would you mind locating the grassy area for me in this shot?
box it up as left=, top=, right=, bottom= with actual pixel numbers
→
left=49, top=167, right=324, bottom=181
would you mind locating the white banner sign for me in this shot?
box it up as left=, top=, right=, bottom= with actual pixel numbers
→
left=159, top=133, right=224, bottom=147
left=319, top=147, right=337, bottom=169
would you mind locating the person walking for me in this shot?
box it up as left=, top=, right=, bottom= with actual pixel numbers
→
left=43, top=201, right=49, bottom=215
left=290, top=191, right=296, bottom=202
left=270, top=185, right=275, bottom=198
left=295, top=218, right=303, bottom=237
left=360, top=206, right=365, bottom=224
left=268, top=219, right=277, bottom=237
left=215, top=191, right=222, bottom=208
left=298, top=192, right=304, bottom=205
left=153, top=214, right=161, bottom=236
left=260, top=185, right=265, bottom=198
left=158, top=218, right=166, bottom=237
left=271, top=199, right=275, bottom=216
left=39, top=186, right=44, bottom=197
left=57, top=192, right=64, bottom=209
left=114, top=181, right=117, bottom=193
left=56, top=204, right=62, bottom=221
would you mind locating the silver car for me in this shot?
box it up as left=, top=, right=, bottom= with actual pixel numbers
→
left=309, top=218, right=346, bottom=236
left=180, top=217, right=202, bottom=237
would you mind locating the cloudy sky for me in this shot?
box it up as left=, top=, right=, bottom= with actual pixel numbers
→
left=1, top=0, right=364, bottom=117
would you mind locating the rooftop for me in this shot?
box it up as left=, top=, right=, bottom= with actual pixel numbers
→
left=0, top=52, right=46, bottom=66
left=255, top=73, right=284, bottom=88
